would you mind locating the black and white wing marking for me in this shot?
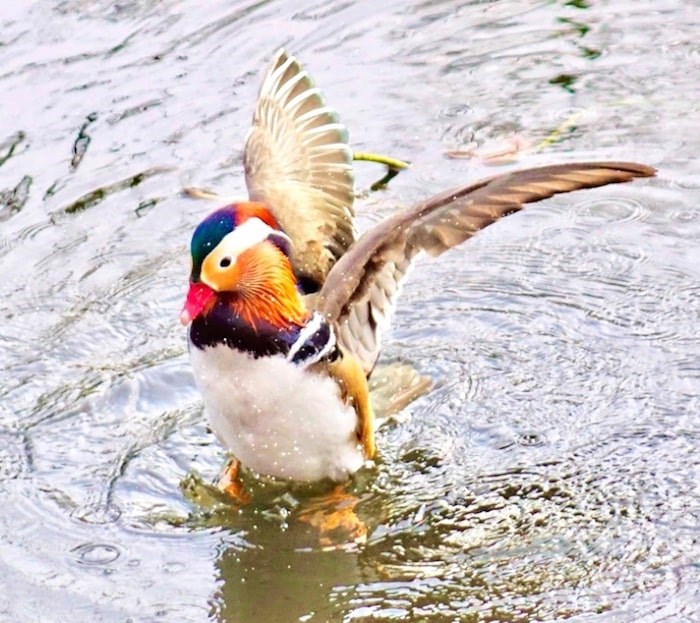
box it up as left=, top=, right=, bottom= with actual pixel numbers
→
left=287, top=312, right=338, bottom=368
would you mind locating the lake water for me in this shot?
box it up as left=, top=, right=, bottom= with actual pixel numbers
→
left=1, top=1, right=698, bottom=621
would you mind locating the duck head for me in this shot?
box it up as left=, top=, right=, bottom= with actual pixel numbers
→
left=181, top=203, right=308, bottom=330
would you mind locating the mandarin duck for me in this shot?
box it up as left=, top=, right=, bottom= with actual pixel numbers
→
left=180, top=49, right=655, bottom=489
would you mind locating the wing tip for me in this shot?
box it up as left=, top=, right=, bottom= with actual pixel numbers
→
left=591, top=161, right=657, bottom=178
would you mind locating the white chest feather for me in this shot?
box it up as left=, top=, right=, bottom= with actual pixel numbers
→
left=189, top=345, right=365, bottom=482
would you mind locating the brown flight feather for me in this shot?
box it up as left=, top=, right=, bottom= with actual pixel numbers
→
left=316, top=161, right=656, bottom=375
left=244, top=50, right=355, bottom=289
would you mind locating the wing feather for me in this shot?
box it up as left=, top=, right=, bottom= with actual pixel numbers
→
left=244, top=49, right=355, bottom=291
left=317, top=161, right=656, bottom=374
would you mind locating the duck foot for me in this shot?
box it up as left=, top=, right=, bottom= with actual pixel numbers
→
left=216, top=457, right=251, bottom=505
left=297, top=485, right=367, bottom=548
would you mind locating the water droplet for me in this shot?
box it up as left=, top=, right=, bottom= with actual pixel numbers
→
left=518, top=432, right=545, bottom=447
left=71, top=542, right=121, bottom=566
left=438, top=103, right=473, bottom=118
left=162, top=561, right=185, bottom=574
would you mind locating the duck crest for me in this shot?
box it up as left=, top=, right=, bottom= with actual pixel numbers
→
left=190, top=203, right=281, bottom=281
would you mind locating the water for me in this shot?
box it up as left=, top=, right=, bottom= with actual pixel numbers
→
left=1, top=1, right=699, bottom=621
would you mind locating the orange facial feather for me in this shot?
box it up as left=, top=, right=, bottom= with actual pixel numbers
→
left=230, top=242, right=309, bottom=330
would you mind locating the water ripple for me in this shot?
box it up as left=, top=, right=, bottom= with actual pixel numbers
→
left=571, top=195, right=649, bottom=226
left=70, top=542, right=122, bottom=566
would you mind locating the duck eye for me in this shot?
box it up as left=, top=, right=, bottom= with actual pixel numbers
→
left=219, top=257, right=232, bottom=268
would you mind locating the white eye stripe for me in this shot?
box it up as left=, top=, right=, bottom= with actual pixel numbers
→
left=214, top=217, right=290, bottom=259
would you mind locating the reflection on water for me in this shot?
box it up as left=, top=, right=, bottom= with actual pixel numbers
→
left=1, top=0, right=699, bottom=621
left=214, top=519, right=366, bottom=623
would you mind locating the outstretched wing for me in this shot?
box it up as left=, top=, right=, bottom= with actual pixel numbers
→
left=244, top=49, right=355, bottom=291
left=316, top=161, right=656, bottom=375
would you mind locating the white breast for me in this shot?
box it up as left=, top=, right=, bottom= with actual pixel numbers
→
left=188, top=344, right=366, bottom=482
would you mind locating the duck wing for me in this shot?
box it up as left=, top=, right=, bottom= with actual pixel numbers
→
left=244, top=49, right=355, bottom=291
left=317, top=161, right=656, bottom=375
